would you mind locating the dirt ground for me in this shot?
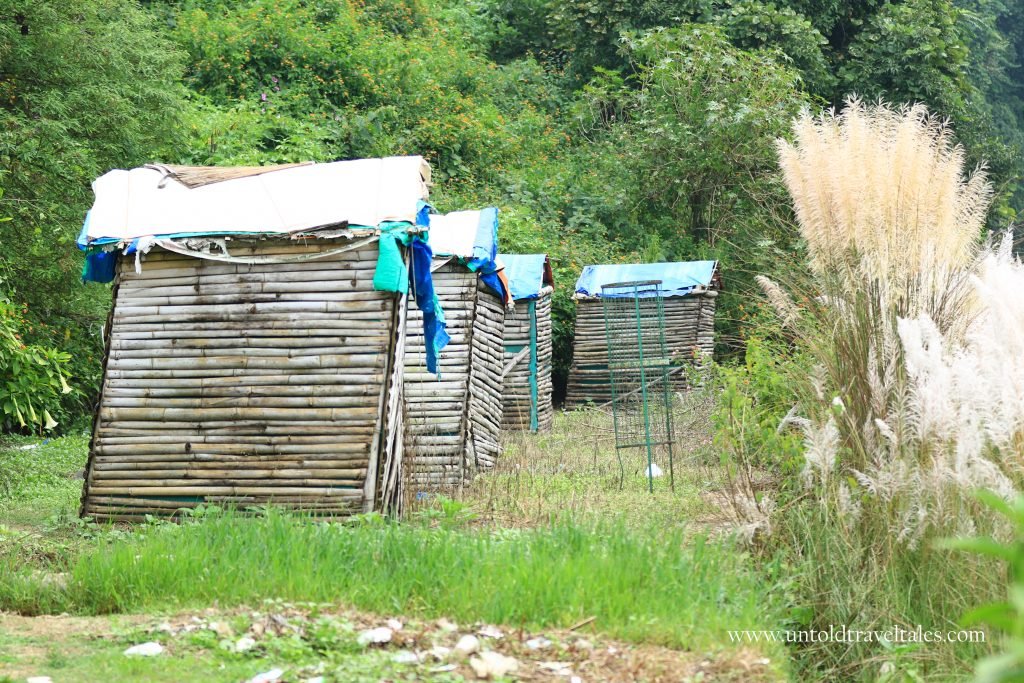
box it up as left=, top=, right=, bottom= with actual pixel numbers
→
left=0, top=607, right=780, bottom=682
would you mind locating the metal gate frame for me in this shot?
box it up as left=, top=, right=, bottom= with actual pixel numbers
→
left=601, top=280, right=675, bottom=492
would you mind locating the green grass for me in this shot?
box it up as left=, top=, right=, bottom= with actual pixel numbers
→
left=0, top=434, right=88, bottom=527
left=0, top=509, right=787, bottom=657
left=0, top=416, right=790, bottom=676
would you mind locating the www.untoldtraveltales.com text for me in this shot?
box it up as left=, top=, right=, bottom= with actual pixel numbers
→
left=728, top=626, right=986, bottom=644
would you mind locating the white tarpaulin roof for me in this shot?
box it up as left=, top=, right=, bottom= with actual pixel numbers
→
left=427, top=208, right=498, bottom=262
left=427, top=210, right=481, bottom=258
left=83, top=156, right=431, bottom=243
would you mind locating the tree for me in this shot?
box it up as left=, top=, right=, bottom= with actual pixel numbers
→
left=0, top=1, right=187, bottom=421
left=582, top=25, right=806, bottom=249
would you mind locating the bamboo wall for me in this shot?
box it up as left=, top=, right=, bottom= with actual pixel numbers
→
left=501, top=292, right=554, bottom=432
left=403, top=263, right=504, bottom=488
left=469, top=280, right=505, bottom=467
left=81, top=238, right=404, bottom=521
left=565, top=290, right=717, bottom=407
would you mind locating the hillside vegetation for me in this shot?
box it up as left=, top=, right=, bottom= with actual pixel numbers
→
left=2, top=0, right=1023, bottom=424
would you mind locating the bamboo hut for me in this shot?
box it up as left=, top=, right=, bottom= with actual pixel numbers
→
left=565, top=261, right=720, bottom=408
left=77, top=157, right=450, bottom=520
left=498, top=254, right=554, bottom=432
left=403, top=208, right=509, bottom=488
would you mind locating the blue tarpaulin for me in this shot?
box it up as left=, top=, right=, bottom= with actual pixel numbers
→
left=499, top=253, right=550, bottom=301
left=574, top=261, right=718, bottom=298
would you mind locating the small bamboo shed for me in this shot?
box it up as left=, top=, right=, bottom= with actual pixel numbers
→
left=565, top=261, right=720, bottom=408
left=498, top=254, right=554, bottom=432
left=402, top=208, right=509, bottom=489
left=77, top=157, right=448, bottom=520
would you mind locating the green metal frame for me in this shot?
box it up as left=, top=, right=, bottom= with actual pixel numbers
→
left=601, top=280, right=675, bottom=492
left=527, top=300, right=539, bottom=432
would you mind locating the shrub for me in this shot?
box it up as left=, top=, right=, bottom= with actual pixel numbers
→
left=0, top=300, right=71, bottom=433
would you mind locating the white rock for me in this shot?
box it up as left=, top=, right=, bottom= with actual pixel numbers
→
left=477, top=624, right=504, bottom=639
left=246, top=669, right=284, bottom=683
left=386, top=618, right=403, bottom=631
left=647, top=462, right=663, bottom=477
left=430, top=664, right=457, bottom=673
left=427, top=645, right=452, bottom=660
left=153, top=622, right=174, bottom=634
left=208, top=621, right=233, bottom=637
left=357, top=627, right=393, bottom=646
left=436, top=618, right=458, bottom=632
left=27, top=677, right=53, bottom=683
left=470, top=651, right=519, bottom=679
left=571, top=677, right=583, bottom=683
left=392, top=650, right=419, bottom=664
left=525, top=636, right=552, bottom=650
left=453, top=634, right=480, bottom=657
left=538, top=661, right=572, bottom=673
left=234, top=636, right=257, bottom=653
left=124, top=642, right=163, bottom=656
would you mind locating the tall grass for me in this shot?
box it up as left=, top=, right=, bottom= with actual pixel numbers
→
left=751, top=99, right=1014, bottom=678
left=0, top=510, right=787, bottom=655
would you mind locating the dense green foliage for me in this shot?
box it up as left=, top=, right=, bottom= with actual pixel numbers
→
left=0, top=0, right=1022, bottom=414
left=0, top=301, right=70, bottom=432
left=0, top=1, right=186, bottom=425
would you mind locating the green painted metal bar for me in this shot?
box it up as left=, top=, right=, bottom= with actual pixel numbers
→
left=601, top=280, right=675, bottom=493
left=528, top=299, right=539, bottom=433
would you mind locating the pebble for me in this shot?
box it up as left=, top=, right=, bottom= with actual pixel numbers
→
left=453, top=634, right=480, bottom=657
left=357, top=626, right=393, bottom=646
left=469, top=651, right=519, bottom=679
left=427, top=645, right=452, bottom=660
left=234, top=636, right=258, bottom=653
left=477, top=624, right=504, bottom=639
left=246, top=669, right=284, bottom=683
left=386, top=618, right=403, bottom=631
left=430, top=664, right=457, bottom=673
left=525, top=636, right=552, bottom=650
left=208, top=621, right=233, bottom=637
left=392, top=650, right=419, bottom=664
left=124, top=642, right=163, bottom=657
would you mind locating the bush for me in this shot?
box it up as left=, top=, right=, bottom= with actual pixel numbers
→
left=0, top=300, right=71, bottom=433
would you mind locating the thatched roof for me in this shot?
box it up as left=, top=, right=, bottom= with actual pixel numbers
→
left=144, top=162, right=314, bottom=189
